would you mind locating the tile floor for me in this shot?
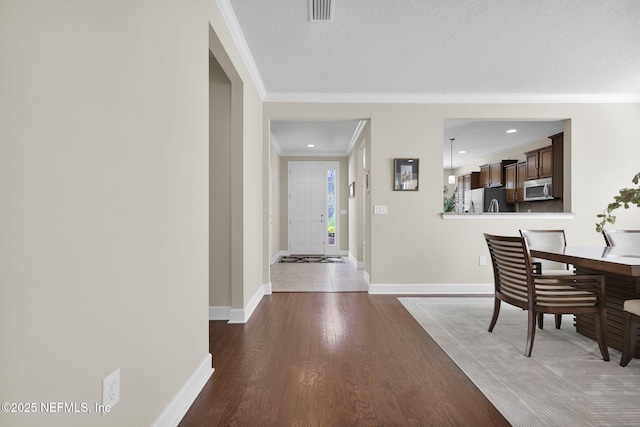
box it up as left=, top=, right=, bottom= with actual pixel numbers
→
left=270, top=257, right=369, bottom=292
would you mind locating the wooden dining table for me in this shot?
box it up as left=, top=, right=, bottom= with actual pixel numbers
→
left=530, top=246, right=640, bottom=356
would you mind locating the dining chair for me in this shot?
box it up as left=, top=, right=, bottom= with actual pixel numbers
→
left=520, top=229, right=573, bottom=330
left=484, top=233, right=609, bottom=360
left=602, top=229, right=640, bottom=247
left=620, top=300, right=640, bottom=366
left=519, top=229, right=572, bottom=274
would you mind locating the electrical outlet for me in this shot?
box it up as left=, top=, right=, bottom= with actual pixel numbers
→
left=479, top=256, right=487, bottom=266
left=102, top=368, right=120, bottom=409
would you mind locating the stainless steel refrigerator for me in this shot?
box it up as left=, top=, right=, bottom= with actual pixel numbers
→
left=466, top=187, right=514, bottom=213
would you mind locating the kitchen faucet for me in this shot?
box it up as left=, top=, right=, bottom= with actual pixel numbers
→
left=488, top=198, right=500, bottom=213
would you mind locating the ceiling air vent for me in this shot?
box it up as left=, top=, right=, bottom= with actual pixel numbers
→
left=309, top=0, right=334, bottom=21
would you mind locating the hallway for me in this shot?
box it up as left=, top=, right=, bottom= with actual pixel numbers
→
left=179, top=292, right=509, bottom=426
left=271, top=257, right=368, bottom=292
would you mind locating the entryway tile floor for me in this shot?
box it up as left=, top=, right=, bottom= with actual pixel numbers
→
left=270, top=258, right=368, bottom=292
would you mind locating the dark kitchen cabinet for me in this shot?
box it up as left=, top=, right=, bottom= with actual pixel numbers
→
left=505, top=162, right=527, bottom=203
left=524, top=145, right=553, bottom=180
left=480, top=160, right=517, bottom=188
left=524, top=132, right=564, bottom=198
left=461, top=172, right=481, bottom=192
left=550, top=132, right=563, bottom=198
left=516, top=162, right=526, bottom=202
left=505, top=163, right=516, bottom=203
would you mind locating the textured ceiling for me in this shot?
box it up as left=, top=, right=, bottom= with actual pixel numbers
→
left=225, top=0, right=639, bottom=156
left=228, top=0, right=640, bottom=96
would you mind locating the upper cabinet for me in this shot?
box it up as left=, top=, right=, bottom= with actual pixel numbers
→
left=480, top=160, right=517, bottom=188
left=456, top=131, right=564, bottom=204
left=460, top=171, right=481, bottom=192
left=522, top=132, right=564, bottom=198
left=524, top=145, right=553, bottom=180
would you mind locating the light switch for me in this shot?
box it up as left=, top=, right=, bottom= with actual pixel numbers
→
left=374, top=205, right=388, bottom=215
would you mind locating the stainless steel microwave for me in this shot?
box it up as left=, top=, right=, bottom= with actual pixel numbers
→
left=523, top=177, right=553, bottom=201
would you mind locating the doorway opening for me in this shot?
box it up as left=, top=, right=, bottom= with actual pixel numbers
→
left=208, top=24, right=244, bottom=318
left=288, top=161, right=340, bottom=256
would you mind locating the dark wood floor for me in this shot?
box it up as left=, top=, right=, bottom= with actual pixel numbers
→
left=179, top=293, right=510, bottom=426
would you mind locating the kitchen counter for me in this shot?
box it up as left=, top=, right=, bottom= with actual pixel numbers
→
left=442, top=213, right=575, bottom=220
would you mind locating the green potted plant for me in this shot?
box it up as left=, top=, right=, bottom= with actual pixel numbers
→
left=595, top=172, right=640, bottom=232
left=443, top=186, right=458, bottom=213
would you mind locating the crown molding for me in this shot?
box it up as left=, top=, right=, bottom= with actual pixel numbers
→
left=216, top=0, right=267, bottom=100
left=345, top=120, right=368, bottom=155
left=264, top=92, right=640, bottom=104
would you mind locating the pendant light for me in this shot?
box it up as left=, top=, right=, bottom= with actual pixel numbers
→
left=447, top=138, right=456, bottom=184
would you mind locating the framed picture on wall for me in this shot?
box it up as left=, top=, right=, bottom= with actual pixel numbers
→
left=393, top=158, right=419, bottom=191
left=348, top=181, right=355, bottom=198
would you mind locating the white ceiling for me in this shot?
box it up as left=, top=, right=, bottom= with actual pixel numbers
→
left=225, top=0, right=640, bottom=156
left=270, top=120, right=365, bottom=156
left=444, top=120, right=566, bottom=169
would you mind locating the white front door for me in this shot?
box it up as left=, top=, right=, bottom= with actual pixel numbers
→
left=289, top=162, right=325, bottom=255
left=288, top=162, right=339, bottom=255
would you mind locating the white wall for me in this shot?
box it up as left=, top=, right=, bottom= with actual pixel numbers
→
left=265, top=102, right=640, bottom=287
left=270, top=143, right=282, bottom=262
left=209, top=52, right=232, bottom=307
left=240, top=82, right=265, bottom=308
left=207, top=6, right=265, bottom=312
left=1, top=0, right=264, bottom=426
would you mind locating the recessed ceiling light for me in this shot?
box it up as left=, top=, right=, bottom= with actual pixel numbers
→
left=307, top=144, right=315, bottom=147
left=506, top=129, right=517, bottom=134
left=458, top=150, right=466, bottom=154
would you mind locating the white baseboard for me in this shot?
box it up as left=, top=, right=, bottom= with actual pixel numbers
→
left=368, top=283, right=493, bottom=295
left=271, top=250, right=289, bottom=265
left=348, top=252, right=364, bottom=269
left=348, top=252, right=356, bottom=264
left=228, top=284, right=265, bottom=324
left=209, top=284, right=269, bottom=323
left=209, top=306, right=231, bottom=320
left=152, top=353, right=214, bottom=427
